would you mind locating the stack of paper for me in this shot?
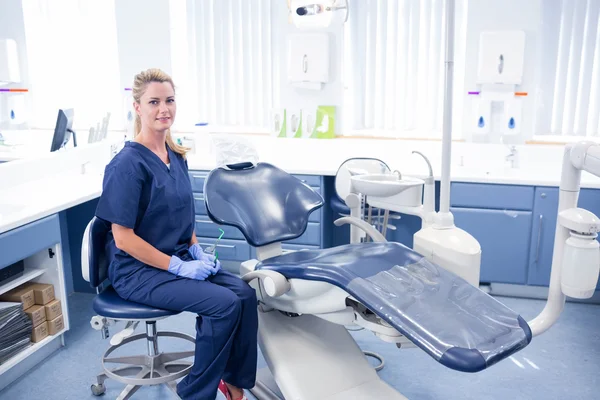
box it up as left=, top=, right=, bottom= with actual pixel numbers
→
left=0, top=302, right=32, bottom=365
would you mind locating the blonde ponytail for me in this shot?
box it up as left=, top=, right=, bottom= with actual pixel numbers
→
left=131, top=68, right=189, bottom=158
left=166, top=130, right=190, bottom=157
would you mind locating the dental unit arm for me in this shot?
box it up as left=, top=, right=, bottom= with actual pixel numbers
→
left=528, top=141, right=600, bottom=336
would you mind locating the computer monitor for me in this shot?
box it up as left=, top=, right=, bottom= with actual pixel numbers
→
left=50, top=108, right=77, bottom=152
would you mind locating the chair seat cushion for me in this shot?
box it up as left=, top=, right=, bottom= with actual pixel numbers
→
left=93, top=286, right=178, bottom=320
left=257, top=242, right=532, bottom=373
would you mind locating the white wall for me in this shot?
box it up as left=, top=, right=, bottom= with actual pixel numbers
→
left=0, top=0, right=551, bottom=141
left=114, top=0, right=172, bottom=90
left=462, top=0, right=542, bottom=143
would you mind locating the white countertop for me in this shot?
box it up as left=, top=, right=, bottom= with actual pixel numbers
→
left=2, top=132, right=600, bottom=235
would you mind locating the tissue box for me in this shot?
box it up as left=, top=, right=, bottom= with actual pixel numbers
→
left=24, top=304, right=46, bottom=327
left=0, top=285, right=35, bottom=310
left=44, top=299, right=62, bottom=321
left=23, top=283, right=55, bottom=305
left=31, top=321, right=49, bottom=343
left=47, top=315, right=64, bottom=335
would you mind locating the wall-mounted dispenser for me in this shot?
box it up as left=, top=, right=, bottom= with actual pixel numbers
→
left=469, top=31, right=526, bottom=139
left=0, top=39, right=20, bottom=85
left=477, top=31, right=525, bottom=85
left=287, top=33, right=330, bottom=90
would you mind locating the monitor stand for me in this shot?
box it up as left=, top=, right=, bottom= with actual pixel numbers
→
left=68, top=129, right=77, bottom=148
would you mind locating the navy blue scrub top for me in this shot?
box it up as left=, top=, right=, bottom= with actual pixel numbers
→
left=95, top=141, right=195, bottom=299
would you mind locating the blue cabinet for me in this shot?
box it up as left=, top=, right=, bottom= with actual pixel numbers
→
left=527, top=187, right=558, bottom=286
left=452, top=207, right=532, bottom=284
left=450, top=182, right=534, bottom=285
left=190, top=170, right=330, bottom=263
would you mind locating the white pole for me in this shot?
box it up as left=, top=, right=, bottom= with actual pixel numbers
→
left=439, top=0, right=455, bottom=219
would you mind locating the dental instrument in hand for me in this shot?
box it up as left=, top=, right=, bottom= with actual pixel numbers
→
left=205, top=228, right=225, bottom=260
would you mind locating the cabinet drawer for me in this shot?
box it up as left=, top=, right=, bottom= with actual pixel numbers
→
left=287, top=222, right=321, bottom=246
left=294, top=174, right=321, bottom=188
left=189, top=171, right=208, bottom=193
left=195, top=238, right=250, bottom=261
left=194, top=194, right=207, bottom=215
left=452, top=207, right=532, bottom=284
left=0, top=214, right=61, bottom=268
left=195, top=217, right=245, bottom=240
left=451, top=183, right=534, bottom=211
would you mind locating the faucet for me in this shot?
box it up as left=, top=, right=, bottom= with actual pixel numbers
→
left=392, top=170, right=402, bottom=180
left=505, top=145, right=519, bottom=168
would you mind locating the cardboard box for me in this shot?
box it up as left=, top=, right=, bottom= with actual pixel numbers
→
left=31, top=321, right=49, bottom=343
left=24, top=283, right=55, bottom=305
left=44, top=299, right=62, bottom=321
left=0, top=286, right=35, bottom=310
left=47, top=315, right=64, bottom=335
left=24, top=304, right=46, bottom=327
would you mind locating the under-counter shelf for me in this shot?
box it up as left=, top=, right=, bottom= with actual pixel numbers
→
left=0, top=268, right=45, bottom=297
left=0, top=328, right=66, bottom=376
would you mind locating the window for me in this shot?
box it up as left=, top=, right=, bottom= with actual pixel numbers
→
left=169, top=0, right=280, bottom=133
left=535, top=0, right=600, bottom=138
left=343, top=0, right=468, bottom=139
left=22, top=0, right=121, bottom=130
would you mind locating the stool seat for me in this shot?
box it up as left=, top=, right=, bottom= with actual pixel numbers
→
left=93, top=286, right=178, bottom=320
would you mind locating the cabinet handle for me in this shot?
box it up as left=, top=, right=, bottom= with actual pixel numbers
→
left=535, top=214, right=543, bottom=263
left=198, top=243, right=236, bottom=249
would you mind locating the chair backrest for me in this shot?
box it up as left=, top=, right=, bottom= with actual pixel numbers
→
left=81, top=217, right=111, bottom=288
left=204, top=162, right=324, bottom=247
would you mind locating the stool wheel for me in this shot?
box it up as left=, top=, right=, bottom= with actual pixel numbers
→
left=91, top=383, right=106, bottom=396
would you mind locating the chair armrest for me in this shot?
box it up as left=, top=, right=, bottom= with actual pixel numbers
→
left=333, top=216, right=387, bottom=242
left=242, top=270, right=291, bottom=297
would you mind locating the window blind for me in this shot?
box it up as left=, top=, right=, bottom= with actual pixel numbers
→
left=343, top=0, right=468, bottom=138
left=170, top=0, right=279, bottom=132
left=536, top=0, right=600, bottom=137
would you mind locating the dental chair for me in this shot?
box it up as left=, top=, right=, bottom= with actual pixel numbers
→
left=81, top=217, right=195, bottom=399
left=204, top=162, right=532, bottom=400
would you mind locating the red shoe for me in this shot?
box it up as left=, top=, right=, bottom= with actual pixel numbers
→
left=218, top=380, right=248, bottom=400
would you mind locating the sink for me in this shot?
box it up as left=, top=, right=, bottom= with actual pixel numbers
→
left=351, top=174, right=424, bottom=197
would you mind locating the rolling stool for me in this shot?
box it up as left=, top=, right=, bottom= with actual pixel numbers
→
left=81, top=217, right=195, bottom=399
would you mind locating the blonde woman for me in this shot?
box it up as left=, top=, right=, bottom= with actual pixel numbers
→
left=95, top=68, right=256, bottom=400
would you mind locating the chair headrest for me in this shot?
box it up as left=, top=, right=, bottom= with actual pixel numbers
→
left=204, top=162, right=324, bottom=247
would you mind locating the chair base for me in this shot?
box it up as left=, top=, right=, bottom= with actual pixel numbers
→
left=92, top=331, right=195, bottom=400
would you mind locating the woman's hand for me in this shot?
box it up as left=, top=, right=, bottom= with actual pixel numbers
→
left=168, top=255, right=219, bottom=280
left=188, top=244, right=221, bottom=275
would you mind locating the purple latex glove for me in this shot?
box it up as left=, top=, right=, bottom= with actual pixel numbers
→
left=168, top=255, right=215, bottom=280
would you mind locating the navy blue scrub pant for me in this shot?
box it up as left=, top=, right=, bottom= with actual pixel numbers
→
left=124, top=268, right=258, bottom=400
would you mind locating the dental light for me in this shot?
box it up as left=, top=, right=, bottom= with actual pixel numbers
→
left=289, top=0, right=349, bottom=28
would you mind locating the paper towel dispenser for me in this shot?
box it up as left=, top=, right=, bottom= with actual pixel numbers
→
left=287, top=33, right=330, bottom=90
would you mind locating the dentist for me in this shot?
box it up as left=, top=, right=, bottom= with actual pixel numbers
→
left=95, top=68, right=257, bottom=400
